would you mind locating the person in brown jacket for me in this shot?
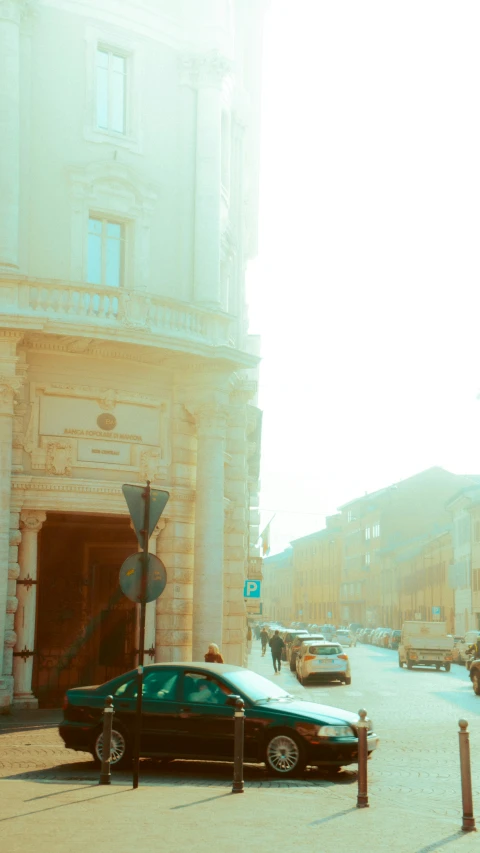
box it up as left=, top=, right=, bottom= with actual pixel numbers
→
left=204, top=643, right=224, bottom=663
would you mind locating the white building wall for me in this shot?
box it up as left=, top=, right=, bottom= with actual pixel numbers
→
left=0, top=0, right=267, bottom=710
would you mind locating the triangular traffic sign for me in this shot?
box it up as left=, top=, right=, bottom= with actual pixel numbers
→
left=122, top=483, right=169, bottom=548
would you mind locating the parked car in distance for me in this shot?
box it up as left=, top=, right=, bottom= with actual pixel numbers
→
left=333, top=629, right=356, bottom=648
left=289, top=633, right=326, bottom=670
left=59, top=663, right=378, bottom=777
left=456, top=631, right=480, bottom=666
left=449, top=636, right=465, bottom=664
left=389, top=630, right=401, bottom=650
left=380, top=628, right=393, bottom=648
left=359, top=629, right=372, bottom=643
left=296, top=641, right=351, bottom=686
left=285, top=631, right=310, bottom=666
left=349, top=623, right=363, bottom=635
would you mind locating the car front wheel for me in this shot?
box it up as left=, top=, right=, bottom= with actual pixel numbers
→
left=472, top=671, right=480, bottom=695
left=265, top=732, right=305, bottom=778
left=93, top=725, right=131, bottom=769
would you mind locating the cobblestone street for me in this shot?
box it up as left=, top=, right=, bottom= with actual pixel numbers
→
left=2, top=642, right=480, bottom=812
left=2, top=644, right=480, bottom=851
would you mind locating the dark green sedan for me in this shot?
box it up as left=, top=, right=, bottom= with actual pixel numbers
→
left=59, top=663, right=379, bottom=778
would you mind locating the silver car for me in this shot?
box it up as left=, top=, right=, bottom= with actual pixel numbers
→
left=296, top=640, right=352, bottom=685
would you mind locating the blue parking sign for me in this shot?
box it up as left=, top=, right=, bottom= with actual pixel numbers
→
left=244, top=579, right=261, bottom=598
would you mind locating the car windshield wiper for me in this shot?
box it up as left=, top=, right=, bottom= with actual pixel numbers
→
left=255, top=694, right=294, bottom=704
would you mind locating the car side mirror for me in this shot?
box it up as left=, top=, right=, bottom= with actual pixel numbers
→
left=226, top=693, right=243, bottom=709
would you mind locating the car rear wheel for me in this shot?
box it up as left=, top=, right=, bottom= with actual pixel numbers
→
left=444, top=663, right=451, bottom=672
left=92, top=725, right=131, bottom=769
left=290, top=658, right=296, bottom=672
left=472, top=671, right=480, bottom=695
left=398, top=658, right=404, bottom=668
left=407, top=660, right=413, bottom=670
left=343, top=676, right=351, bottom=685
left=265, top=732, right=305, bottom=778
left=435, top=664, right=441, bottom=671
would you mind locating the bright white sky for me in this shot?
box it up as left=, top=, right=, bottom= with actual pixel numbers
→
left=246, top=0, right=480, bottom=555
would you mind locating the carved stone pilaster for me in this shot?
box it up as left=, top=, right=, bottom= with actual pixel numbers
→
left=0, top=376, right=22, bottom=413
left=13, top=510, right=46, bottom=707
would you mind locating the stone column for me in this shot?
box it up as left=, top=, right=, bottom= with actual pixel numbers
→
left=192, top=52, right=231, bottom=309
left=0, top=0, right=26, bottom=271
left=155, top=513, right=194, bottom=662
left=154, top=402, right=196, bottom=662
left=223, top=404, right=248, bottom=665
left=192, top=405, right=227, bottom=660
left=13, top=510, right=46, bottom=708
left=0, top=369, right=21, bottom=710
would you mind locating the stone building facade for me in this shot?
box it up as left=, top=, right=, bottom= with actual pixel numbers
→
left=262, top=548, right=294, bottom=625
left=0, top=0, right=266, bottom=709
left=338, top=467, right=476, bottom=628
left=291, top=516, right=342, bottom=627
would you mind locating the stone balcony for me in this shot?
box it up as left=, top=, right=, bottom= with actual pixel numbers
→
left=0, top=276, right=237, bottom=355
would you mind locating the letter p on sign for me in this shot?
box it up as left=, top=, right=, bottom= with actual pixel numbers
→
left=244, top=580, right=261, bottom=598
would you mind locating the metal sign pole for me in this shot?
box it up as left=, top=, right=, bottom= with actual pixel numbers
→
left=132, top=480, right=150, bottom=790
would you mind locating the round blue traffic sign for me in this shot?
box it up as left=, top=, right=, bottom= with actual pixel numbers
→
left=119, top=553, right=167, bottom=604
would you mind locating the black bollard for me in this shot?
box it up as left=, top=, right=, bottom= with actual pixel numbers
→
left=99, top=695, right=114, bottom=786
left=227, top=694, right=245, bottom=794
left=458, top=719, right=476, bottom=832
left=356, top=708, right=369, bottom=808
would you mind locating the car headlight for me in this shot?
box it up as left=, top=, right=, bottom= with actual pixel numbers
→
left=317, top=725, right=354, bottom=738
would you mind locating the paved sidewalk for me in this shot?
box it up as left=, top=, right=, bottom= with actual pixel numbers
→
left=1, top=773, right=478, bottom=853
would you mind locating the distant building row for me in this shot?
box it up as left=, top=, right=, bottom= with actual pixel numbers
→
left=263, top=467, right=480, bottom=636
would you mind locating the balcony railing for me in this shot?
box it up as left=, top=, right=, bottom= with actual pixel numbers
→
left=0, top=277, right=236, bottom=350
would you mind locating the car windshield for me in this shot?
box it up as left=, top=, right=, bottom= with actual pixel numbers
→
left=224, top=670, right=294, bottom=704
left=310, top=645, right=341, bottom=655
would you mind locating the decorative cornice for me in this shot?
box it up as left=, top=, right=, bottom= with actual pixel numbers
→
left=33, top=382, right=162, bottom=410
left=11, top=476, right=196, bottom=503
left=69, top=160, right=158, bottom=210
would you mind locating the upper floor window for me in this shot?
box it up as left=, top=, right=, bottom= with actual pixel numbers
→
left=347, top=511, right=353, bottom=522
left=87, top=216, right=124, bottom=287
left=372, top=523, right=380, bottom=538
left=365, top=527, right=371, bottom=540
left=96, top=47, right=126, bottom=134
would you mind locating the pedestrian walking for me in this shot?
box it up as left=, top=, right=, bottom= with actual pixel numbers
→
left=269, top=630, right=285, bottom=674
left=260, top=626, right=269, bottom=656
left=204, top=643, right=224, bottom=663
